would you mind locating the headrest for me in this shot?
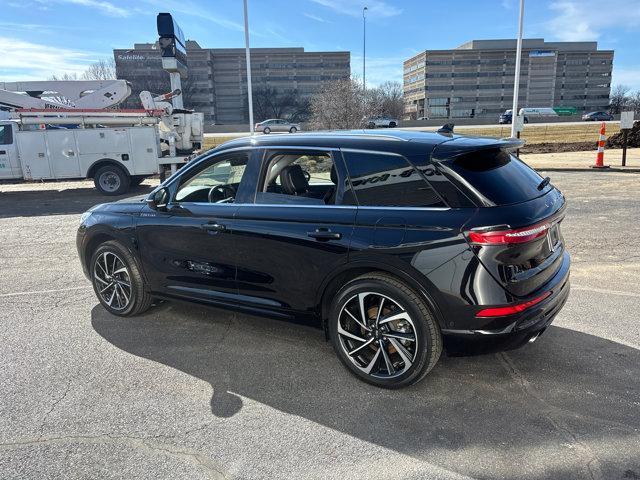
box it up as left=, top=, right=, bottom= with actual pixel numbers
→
left=280, top=164, right=308, bottom=195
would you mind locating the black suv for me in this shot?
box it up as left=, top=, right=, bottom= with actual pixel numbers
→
left=78, top=130, right=570, bottom=388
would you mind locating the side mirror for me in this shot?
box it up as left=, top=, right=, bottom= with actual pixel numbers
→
left=146, top=187, right=169, bottom=211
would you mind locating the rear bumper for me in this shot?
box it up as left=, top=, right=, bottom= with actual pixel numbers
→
left=442, top=251, right=571, bottom=355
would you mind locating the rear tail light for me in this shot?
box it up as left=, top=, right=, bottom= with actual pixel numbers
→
left=476, top=291, right=551, bottom=318
left=254, top=123, right=260, bottom=129
left=467, top=221, right=550, bottom=245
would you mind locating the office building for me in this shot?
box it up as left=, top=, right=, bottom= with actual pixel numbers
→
left=403, top=39, right=613, bottom=120
left=114, top=41, right=350, bottom=124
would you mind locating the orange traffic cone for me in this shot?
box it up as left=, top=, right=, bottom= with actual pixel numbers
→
left=591, top=121, right=609, bottom=169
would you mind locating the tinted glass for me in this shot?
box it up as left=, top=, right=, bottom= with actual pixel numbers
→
left=343, top=151, right=445, bottom=207
left=0, top=124, right=12, bottom=145
left=257, top=151, right=335, bottom=205
left=446, top=149, right=551, bottom=206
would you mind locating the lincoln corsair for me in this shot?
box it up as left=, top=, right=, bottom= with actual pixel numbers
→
left=77, top=130, right=570, bottom=388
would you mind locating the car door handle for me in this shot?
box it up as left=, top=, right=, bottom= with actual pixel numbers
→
left=307, top=229, right=341, bottom=241
left=202, top=223, right=226, bottom=232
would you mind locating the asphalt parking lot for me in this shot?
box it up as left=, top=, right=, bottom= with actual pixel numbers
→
left=0, top=173, right=639, bottom=480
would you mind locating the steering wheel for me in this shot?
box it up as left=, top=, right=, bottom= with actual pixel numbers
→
left=302, top=170, right=311, bottom=182
left=208, top=184, right=236, bottom=203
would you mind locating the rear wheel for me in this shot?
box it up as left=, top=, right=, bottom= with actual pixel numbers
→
left=94, top=164, right=130, bottom=196
left=263, top=127, right=271, bottom=134
left=389, top=122, right=397, bottom=128
left=90, top=241, right=152, bottom=317
left=289, top=126, right=297, bottom=133
left=329, top=273, right=442, bottom=388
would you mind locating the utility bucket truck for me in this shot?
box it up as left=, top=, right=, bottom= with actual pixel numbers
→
left=0, top=79, right=203, bottom=195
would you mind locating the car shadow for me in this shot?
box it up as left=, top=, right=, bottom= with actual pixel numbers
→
left=91, top=302, right=640, bottom=479
left=0, top=183, right=155, bottom=218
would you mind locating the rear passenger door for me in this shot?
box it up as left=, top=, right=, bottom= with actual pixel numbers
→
left=342, top=149, right=472, bottom=278
left=232, top=147, right=356, bottom=317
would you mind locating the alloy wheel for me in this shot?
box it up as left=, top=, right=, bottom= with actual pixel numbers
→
left=337, top=292, right=418, bottom=379
left=93, top=251, right=132, bottom=311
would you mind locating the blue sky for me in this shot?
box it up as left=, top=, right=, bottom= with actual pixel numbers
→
left=1, top=0, right=639, bottom=89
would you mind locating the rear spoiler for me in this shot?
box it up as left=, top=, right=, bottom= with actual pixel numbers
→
left=431, top=136, right=525, bottom=162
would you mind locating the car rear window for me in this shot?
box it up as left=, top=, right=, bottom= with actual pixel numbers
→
left=445, top=149, right=551, bottom=206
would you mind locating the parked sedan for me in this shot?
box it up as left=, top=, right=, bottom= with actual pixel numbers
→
left=582, top=111, right=613, bottom=121
left=255, top=118, right=301, bottom=134
left=78, top=130, right=570, bottom=389
left=366, top=116, right=399, bottom=128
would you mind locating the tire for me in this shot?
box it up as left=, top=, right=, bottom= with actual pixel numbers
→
left=289, top=127, right=297, bottom=133
left=263, top=127, right=271, bottom=134
left=367, top=122, right=376, bottom=129
left=90, top=240, right=152, bottom=317
left=389, top=122, right=397, bottom=128
left=94, top=164, right=130, bottom=196
left=328, top=273, right=442, bottom=389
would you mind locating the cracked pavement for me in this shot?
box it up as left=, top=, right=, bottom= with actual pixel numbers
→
left=0, top=174, right=639, bottom=479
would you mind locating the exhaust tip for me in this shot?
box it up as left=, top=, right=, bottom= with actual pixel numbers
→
left=528, top=332, right=541, bottom=343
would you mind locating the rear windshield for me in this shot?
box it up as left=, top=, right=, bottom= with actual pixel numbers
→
left=446, top=149, right=551, bottom=206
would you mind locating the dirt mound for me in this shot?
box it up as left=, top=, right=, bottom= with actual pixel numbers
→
left=606, top=120, right=640, bottom=148
left=520, top=142, right=596, bottom=154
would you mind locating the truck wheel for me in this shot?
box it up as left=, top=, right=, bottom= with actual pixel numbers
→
left=94, top=164, right=130, bottom=196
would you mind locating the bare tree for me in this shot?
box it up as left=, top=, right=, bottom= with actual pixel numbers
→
left=609, top=84, right=630, bottom=114
left=627, top=90, right=640, bottom=114
left=48, top=72, right=80, bottom=81
left=375, top=81, right=404, bottom=119
left=82, top=58, right=116, bottom=80
left=251, top=86, right=310, bottom=122
left=310, top=78, right=366, bottom=130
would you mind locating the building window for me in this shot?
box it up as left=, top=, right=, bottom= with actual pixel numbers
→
left=428, top=107, right=449, bottom=118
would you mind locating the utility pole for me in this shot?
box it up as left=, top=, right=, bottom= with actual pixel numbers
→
left=363, top=6, right=368, bottom=91
left=243, top=0, right=254, bottom=135
left=511, top=0, right=524, bottom=138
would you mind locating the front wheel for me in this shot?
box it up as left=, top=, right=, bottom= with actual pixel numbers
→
left=289, top=126, right=297, bottom=133
left=94, top=164, right=130, bottom=196
left=329, top=273, right=442, bottom=389
left=389, top=122, right=397, bottom=128
left=90, top=241, right=152, bottom=317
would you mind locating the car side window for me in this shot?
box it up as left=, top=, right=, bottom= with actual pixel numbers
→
left=256, top=151, right=338, bottom=205
left=174, top=152, right=249, bottom=204
left=0, top=124, right=12, bottom=145
left=342, top=151, right=445, bottom=207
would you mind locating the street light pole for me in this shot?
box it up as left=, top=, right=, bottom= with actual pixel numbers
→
left=511, top=0, right=525, bottom=138
left=363, top=6, right=368, bottom=91
left=243, top=0, right=254, bottom=135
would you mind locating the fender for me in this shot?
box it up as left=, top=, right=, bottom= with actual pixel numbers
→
left=315, top=258, right=447, bottom=330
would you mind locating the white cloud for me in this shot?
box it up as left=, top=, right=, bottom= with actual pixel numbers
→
left=546, top=0, right=640, bottom=41
left=303, top=12, right=332, bottom=23
left=142, top=0, right=244, bottom=32
left=612, top=67, right=640, bottom=91
left=0, top=37, right=101, bottom=81
left=351, top=54, right=403, bottom=87
left=311, top=0, right=402, bottom=18
left=40, top=0, right=130, bottom=17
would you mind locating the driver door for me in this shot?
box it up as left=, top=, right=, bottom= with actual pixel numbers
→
left=136, top=149, right=256, bottom=302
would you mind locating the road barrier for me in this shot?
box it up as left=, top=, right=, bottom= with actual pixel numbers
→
left=592, top=122, right=609, bottom=169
